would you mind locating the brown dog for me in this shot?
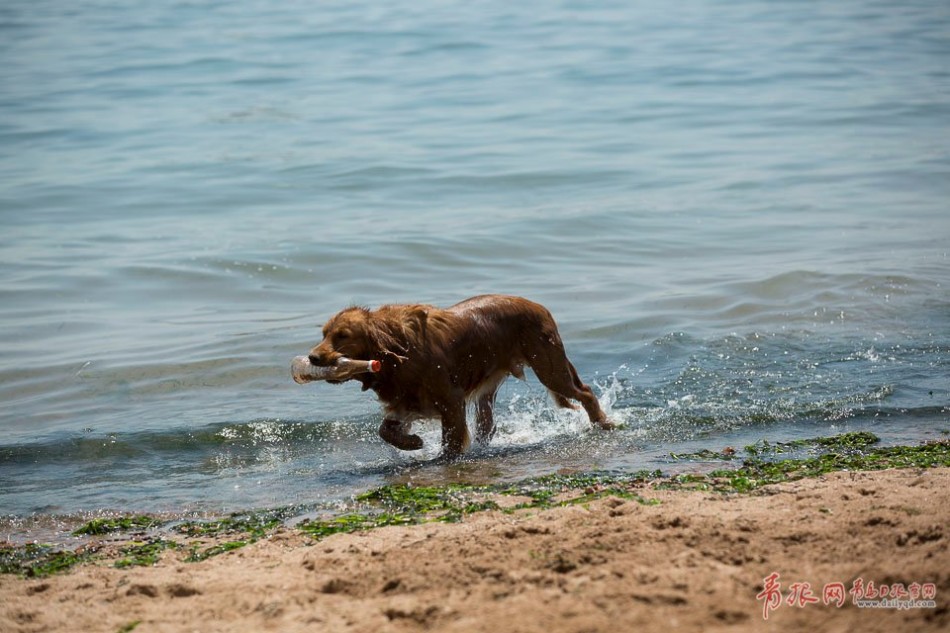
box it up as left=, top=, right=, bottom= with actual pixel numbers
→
left=306, top=294, right=613, bottom=457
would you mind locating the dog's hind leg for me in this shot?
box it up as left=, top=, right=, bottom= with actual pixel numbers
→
left=475, top=389, right=497, bottom=444
left=525, top=334, right=613, bottom=430
left=473, top=370, right=508, bottom=445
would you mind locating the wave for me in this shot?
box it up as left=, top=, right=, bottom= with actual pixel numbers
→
left=3, top=378, right=939, bottom=470
left=577, top=269, right=947, bottom=337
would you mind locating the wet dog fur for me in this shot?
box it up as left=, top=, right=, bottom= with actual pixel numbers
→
left=306, top=294, right=612, bottom=457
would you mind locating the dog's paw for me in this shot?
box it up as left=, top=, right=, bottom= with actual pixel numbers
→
left=386, top=433, right=423, bottom=451
left=400, top=434, right=424, bottom=451
left=379, top=421, right=424, bottom=451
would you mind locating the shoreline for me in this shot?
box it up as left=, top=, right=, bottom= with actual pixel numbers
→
left=2, top=436, right=948, bottom=632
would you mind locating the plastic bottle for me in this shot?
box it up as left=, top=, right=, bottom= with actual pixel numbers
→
left=291, top=356, right=381, bottom=384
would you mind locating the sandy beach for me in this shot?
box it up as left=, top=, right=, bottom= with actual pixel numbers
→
left=1, top=466, right=947, bottom=633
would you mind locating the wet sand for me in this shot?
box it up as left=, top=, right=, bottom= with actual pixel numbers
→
left=1, top=467, right=947, bottom=632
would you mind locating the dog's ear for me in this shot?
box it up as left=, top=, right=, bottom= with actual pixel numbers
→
left=367, top=305, right=428, bottom=364
left=366, top=313, right=411, bottom=363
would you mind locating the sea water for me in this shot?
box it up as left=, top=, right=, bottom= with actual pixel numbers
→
left=1, top=0, right=948, bottom=521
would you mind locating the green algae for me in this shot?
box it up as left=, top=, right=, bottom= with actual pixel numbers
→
left=173, top=506, right=299, bottom=539
left=298, top=512, right=416, bottom=539
left=743, top=431, right=880, bottom=456
left=0, top=537, right=174, bottom=576
left=704, top=438, right=949, bottom=493
left=298, top=471, right=664, bottom=539
left=298, top=483, right=500, bottom=539
left=356, top=483, right=472, bottom=514
left=73, top=515, right=160, bottom=536
left=0, top=543, right=94, bottom=578
left=670, top=431, right=882, bottom=461
left=496, top=470, right=662, bottom=505
left=0, top=507, right=303, bottom=576
left=669, top=448, right=738, bottom=461
left=174, top=507, right=305, bottom=562
left=114, top=538, right=176, bottom=568
left=186, top=540, right=248, bottom=562
left=496, top=471, right=664, bottom=510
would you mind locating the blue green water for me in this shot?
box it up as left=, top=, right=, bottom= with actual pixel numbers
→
left=1, top=0, right=948, bottom=519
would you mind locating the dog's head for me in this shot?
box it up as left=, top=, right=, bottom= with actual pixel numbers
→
left=308, top=307, right=376, bottom=371
left=307, top=304, right=427, bottom=384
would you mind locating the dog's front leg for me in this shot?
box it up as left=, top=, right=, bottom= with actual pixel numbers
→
left=378, top=418, right=423, bottom=451
left=438, top=397, right=471, bottom=458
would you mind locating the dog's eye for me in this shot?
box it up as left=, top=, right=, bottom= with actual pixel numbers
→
left=334, top=331, right=350, bottom=342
